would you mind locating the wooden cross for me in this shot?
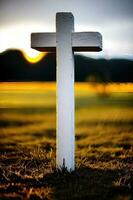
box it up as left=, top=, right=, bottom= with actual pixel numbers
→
left=31, top=12, right=102, bottom=171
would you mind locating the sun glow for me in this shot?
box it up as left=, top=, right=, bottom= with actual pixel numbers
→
left=0, top=24, right=49, bottom=64
left=22, top=50, right=47, bottom=64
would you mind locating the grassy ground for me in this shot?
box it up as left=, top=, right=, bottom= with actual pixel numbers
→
left=0, top=82, right=133, bottom=200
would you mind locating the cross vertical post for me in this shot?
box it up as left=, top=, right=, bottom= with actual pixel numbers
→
left=56, top=13, right=75, bottom=171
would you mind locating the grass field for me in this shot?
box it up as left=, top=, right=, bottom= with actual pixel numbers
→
left=0, top=82, right=133, bottom=200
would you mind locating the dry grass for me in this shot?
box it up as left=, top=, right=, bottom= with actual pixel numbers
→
left=0, top=82, right=133, bottom=200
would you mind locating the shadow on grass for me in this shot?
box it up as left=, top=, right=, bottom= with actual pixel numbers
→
left=0, top=167, right=132, bottom=200
left=44, top=167, right=132, bottom=200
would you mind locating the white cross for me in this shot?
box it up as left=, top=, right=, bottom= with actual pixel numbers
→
left=31, top=12, right=102, bottom=171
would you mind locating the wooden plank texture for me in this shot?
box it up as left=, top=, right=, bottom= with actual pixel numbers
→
left=31, top=32, right=102, bottom=52
left=56, top=12, right=75, bottom=171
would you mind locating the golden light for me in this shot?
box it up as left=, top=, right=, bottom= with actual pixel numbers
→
left=0, top=24, right=49, bottom=64
left=22, top=49, right=47, bottom=64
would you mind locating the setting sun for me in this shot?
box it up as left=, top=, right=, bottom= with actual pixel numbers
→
left=22, top=50, right=47, bottom=64
left=0, top=24, right=48, bottom=64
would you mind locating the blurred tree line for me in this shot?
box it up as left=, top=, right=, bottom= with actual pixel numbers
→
left=0, top=50, right=133, bottom=83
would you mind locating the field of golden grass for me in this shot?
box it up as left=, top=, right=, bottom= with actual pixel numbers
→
left=0, top=82, right=133, bottom=200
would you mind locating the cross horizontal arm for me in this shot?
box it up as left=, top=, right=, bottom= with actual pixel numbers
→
left=31, top=32, right=102, bottom=52
left=31, top=33, right=55, bottom=52
left=72, top=32, right=102, bottom=52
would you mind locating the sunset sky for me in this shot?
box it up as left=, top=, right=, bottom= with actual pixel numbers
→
left=0, top=0, right=133, bottom=60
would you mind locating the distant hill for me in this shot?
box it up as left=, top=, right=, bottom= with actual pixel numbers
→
left=0, top=50, right=133, bottom=82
